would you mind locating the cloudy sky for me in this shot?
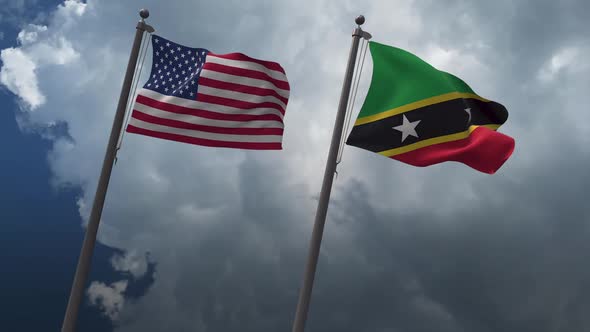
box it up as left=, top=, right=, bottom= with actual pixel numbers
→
left=1, top=0, right=590, bottom=331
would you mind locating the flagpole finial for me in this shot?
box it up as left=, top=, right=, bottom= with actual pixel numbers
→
left=137, top=9, right=155, bottom=33
left=139, top=9, right=149, bottom=19
left=355, top=15, right=365, bottom=26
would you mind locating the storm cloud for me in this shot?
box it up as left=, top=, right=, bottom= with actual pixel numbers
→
left=1, top=0, right=589, bottom=331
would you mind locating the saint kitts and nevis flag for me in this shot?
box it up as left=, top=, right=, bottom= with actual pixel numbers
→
left=346, top=41, right=515, bottom=174
left=126, top=35, right=290, bottom=150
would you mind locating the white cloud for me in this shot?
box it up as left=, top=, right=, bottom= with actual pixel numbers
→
left=0, top=32, right=80, bottom=110
left=537, top=46, right=580, bottom=82
left=17, top=24, right=48, bottom=44
left=0, top=1, right=84, bottom=110
left=411, top=295, right=454, bottom=324
left=111, top=251, right=148, bottom=279
left=59, top=0, right=86, bottom=17
left=0, top=47, right=45, bottom=108
left=87, top=280, right=128, bottom=320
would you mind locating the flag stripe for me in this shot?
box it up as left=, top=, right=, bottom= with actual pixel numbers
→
left=127, top=117, right=283, bottom=143
left=133, top=103, right=284, bottom=129
left=206, top=55, right=288, bottom=81
left=136, top=93, right=284, bottom=122
left=202, top=63, right=290, bottom=91
left=197, top=93, right=286, bottom=114
left=127, top=124, right=282, bottom=150
left=197, top=85, right=286, bottom=110
left=199, top=77, right=289, bottom=105
left=208, top=52, right=286, bottom=74
left=131, top=110, right=284, bottom=135
left=199, top=70, right=290, bottom=98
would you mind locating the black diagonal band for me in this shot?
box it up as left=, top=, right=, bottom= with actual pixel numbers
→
left=346, top=97, right=508, bottom=153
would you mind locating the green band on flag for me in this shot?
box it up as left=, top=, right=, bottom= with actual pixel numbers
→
left=357, top=42, right=480, bottom=121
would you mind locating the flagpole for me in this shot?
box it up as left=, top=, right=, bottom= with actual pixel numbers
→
left=60, top=9, right=154, bottom=332
left=291, top=15, right=367, bottom=332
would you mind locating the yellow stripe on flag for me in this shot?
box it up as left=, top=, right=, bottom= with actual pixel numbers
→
left=355, top=92, right=491, bottom=126
left=378, top=124, right=501, bottom=157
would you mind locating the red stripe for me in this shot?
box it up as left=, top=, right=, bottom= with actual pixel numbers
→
left=136, top=94, right=284, bottom=123
left=199, top=77, right=289, bottom=105
left=131, top=110, right=284, bottom=136
left=202, top=63, right=290, bottom=91
left=196, top=93, right=285, bottom=114
left=208, top=52, right=286, bottom=74
left=126, top=124, right=282, bottom=150
left=392, top=127, right=515, bottom=174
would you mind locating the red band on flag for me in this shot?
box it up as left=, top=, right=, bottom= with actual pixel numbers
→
left=208, top=52, right=286, bottom=74
left=202, top=63, right=290, bottom=91
left=392, top=127, right=515, bottom=174
left=131, top=110, right=284, bottom=136
left=136, top=94, right=284, bottom=122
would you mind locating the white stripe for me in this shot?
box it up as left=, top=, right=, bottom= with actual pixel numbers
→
left=197, top=85, right=287, bottom=110
left=199, top=70, right=290, bottom=99
left=206, top=55, right=288, bottom=82
left=128, top=118, right=283, bottom=143
left=137, top=89, right=284, bottom=120
left=134, top=103, right=284, bottom=128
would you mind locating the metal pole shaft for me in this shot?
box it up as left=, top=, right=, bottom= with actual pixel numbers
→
left=291, top=20, right=365, bottom=332
left=61, top=14, right=150, bottom=332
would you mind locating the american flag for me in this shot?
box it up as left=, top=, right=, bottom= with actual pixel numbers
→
left=126, top=35, right=290, bottom=150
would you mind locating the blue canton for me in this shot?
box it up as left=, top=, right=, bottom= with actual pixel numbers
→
left=144, top=35, right=209, bottom=100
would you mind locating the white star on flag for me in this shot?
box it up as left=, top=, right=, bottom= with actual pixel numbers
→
left=393, top=114, right=421, bottom=142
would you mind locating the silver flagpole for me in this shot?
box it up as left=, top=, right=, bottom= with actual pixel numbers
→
left=291, top=15, right=370, bottom=332
left=61, top=9, right=155, bottom=332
